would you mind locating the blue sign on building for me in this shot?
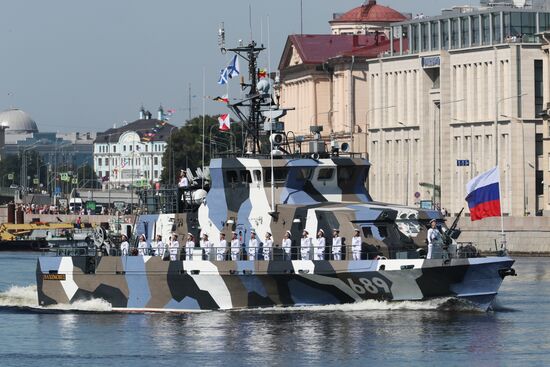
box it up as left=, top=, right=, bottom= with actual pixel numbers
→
left=456, top=159, right=470, bottom=167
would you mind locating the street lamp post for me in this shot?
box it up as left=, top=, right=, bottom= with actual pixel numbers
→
left=398, top=121, right=412, bottom=206
left=495, top=93, right=526, bottom=165
left=434, top=99, right=464, bottom=209
left=501, top=114, right=528, bottom=215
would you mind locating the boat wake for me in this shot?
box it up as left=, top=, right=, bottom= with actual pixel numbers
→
left=234, top=297, right=485, bottom=313
left=0, top=285, right=112, bottom=313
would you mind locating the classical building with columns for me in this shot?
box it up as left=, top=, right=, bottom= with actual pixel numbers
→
left=367, top=6, right=550, bottom=217
left=94, top=106, right=176, bottom=189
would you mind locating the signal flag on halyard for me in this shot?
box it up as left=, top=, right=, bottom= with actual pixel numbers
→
left=218, top=68, right=229, bottom=85
left=227, top=55, right=240, bottom=78
left=218, top=114, right=230, bottom=131
left=465, top=166, right=501, bottom=221
left=213, top=94, right=229, bottom=103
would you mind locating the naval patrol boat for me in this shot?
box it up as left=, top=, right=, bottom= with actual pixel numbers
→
left=36, top=38, right=516, bottom=312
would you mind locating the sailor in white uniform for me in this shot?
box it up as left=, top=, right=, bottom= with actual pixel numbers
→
left=427, top=219, right=442, bottom=259
left=154, top=235, right=165, bottom=257
left=120, top=235, right=130, bottom=256
left=200, top=233, right=212, bottom=260
left=315, top=229, right=326, bottom=260
left=217, top=233, right=227, bottom=261
left=300, top=230, right=312, bottom=260
left=137, top=234, right=151, bottom=256
left=263, top=232, right=273, bottom=260
left=331, top=229, right=342, bottom=260
left=248, top=230, right=258, bottom=260
left=169, top=234, right=180, bottom=261
left=185, top=233, right=195, bottom=260
left=230, top=232, right=240, bottom=260
left=282, top=230, right=292, bottom=260
left=351, top=229, right=362, bottom=260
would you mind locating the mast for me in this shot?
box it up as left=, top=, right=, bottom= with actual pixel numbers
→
left=226, top=41, right=266, bottom=154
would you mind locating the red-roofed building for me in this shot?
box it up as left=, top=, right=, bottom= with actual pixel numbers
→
left=329, top=0, right=407, bottom=36
left=277, top=3, right=407, bottom=154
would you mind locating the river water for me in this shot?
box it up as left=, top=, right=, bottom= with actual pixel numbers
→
left=0, top=253, right=548, bottom=366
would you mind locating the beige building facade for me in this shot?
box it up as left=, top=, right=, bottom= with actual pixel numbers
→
left=368, top=7, right=550, bottom=217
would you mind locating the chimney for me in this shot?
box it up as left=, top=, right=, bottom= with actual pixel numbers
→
left=139, top=105, right=145, bottom=120
left=145, top=111, right=152, bottom=119
left=353, top=34, right=359, bottom=48
left=158, top=105, right=164, bottom=120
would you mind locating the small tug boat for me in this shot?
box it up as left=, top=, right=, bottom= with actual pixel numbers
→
left=36, top=37, right=515, bottom=312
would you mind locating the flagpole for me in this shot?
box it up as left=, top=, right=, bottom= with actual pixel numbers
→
left=202, top=68, right=206, bottom=191
left=497, top=165, right=506, bottom=249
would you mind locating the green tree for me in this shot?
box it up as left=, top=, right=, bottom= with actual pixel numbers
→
left=161, top=115, right=244, bottom=184
left=0, top=151, right=46, bottom=188
left=76, top=163, right=99, bottom=188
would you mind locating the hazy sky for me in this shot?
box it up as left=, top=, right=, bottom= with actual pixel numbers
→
left=1, top=0, right=461, bottom=132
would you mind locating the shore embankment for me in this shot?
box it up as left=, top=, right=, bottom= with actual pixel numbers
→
left=457, top=216, right=550, bottom=256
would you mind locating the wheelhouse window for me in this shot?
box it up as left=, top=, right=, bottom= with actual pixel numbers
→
left=263, top=168, right=288, bottom=183
left=318, top=168, right=334, bottom=180
left=240, top=170, right=252, bottom=184
left=296, top=168, right=313, bottom=181
left=337, top=166, right=354, bottom=182
left=253, top=169, right=261, bottom=182
left=226, top=170, right=238, bottom=183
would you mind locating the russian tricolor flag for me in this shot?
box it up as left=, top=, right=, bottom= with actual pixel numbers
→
left=465, top=166, right=501, bottom=221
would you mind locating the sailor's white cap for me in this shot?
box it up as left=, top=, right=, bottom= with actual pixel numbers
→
left=318, top=229, right=324, bottom=234
left=286, top=230, right=292, bottom=236
left=187, top=233, right=194, bottom=237
left=303, top=229, right=309, bottom=235
left=353, top=228, right=360, bottom=232
left=430, top=218, right=437, bottom=224
left=266, top=231, right=272, bottom=236
left=250, top=229, right=256, bottom=234
left=220, top=232, right=225, bottom=236
left=333, top=228, right=340, bottom=233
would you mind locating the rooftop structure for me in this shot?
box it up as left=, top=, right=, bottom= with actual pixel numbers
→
left=330, top=0, right=408, bottom=35
left=388, top=5, right=550, bottom=56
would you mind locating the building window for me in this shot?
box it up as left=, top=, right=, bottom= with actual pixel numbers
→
left=113, top=146, right=116, bottom=153
left=451, top=18, right=459, bottom=48
left=154, top=157, right=158, bottom=165
left=411, top=24, right=419, bottom=53
left=98, top=158, right=102, bottom=166
left=431, top=21, right=439, bottom=50
left=421, top=23, right=429, bottom=51
left=129, top=145, right=133, bottom=151
left=460, top=17, right=469, bottom=48
left=481, top=14, right=490, bottom=45
left=98, top=171, right=102, bottom=178
left=123, top=145, right=126, bottom=152
left=154, top=170, right=158, bottom=178
left=442, top=20, right=449, bottom=49
left=145, top=145, right=148, bottom=152
left=536, top=133, right=543, bottom=156
left=492, top=13, right=501, bottom=43
left=536, top=170, right=544, bottom=196
left=535, top=60, right=544, bottom=115
left=105, top=158, right=109, bottom=166
left=540, top=13, right=550, bottom=32
left=472, top=16, right=480, bottom=46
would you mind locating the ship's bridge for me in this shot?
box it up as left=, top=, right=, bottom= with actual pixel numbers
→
left=208, top=156, right=372, bottom=206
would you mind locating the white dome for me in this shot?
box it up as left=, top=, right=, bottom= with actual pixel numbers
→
left=0, top=108, right=38, bottom=134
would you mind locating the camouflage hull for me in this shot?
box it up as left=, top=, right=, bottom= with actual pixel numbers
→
left=36, top=256, right=514, bottom=311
